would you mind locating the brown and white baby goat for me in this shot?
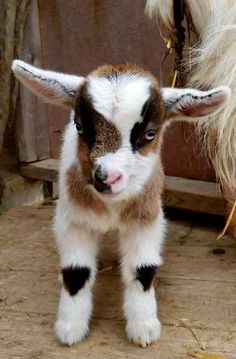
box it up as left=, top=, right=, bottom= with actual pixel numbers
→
left=12, top=60, right=230, bottom=347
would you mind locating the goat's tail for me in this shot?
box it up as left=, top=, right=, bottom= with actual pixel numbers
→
left=146, top=0, right=236, bottom=204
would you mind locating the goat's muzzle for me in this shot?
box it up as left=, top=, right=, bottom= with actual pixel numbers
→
left=93, top=165, right=124, bottom=195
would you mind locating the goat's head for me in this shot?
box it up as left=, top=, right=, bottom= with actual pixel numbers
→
left=12, top=60, right=230, bottom=199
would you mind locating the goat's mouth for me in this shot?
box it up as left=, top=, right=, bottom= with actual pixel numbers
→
left=93, top=183, right=124, bottom=197
left=93, top=179, right=125, bottom=198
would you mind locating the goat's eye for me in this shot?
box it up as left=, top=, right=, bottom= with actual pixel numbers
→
left=75, top=122, right=83, bottom=135
left=145, top=130, right=156, bottom=141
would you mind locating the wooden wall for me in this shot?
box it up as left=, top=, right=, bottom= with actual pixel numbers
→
left=19, top=0, right=215, bottom=181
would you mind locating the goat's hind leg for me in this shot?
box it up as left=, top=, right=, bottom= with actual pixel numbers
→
left=54, top=217, right=98, bottom=345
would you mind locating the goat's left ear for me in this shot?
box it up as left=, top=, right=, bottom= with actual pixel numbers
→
left=12, top=60, right=85, bottom=109
left=162, top=86, right=231, bottom=119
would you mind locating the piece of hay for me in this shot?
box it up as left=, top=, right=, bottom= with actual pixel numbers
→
left=189, top=352, right=227, bottom=359
left=217, top=200, right=236, bottom=239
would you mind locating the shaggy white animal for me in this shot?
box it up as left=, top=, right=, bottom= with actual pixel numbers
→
left=12, top=59, right=230, bottom=347
left=146, top=0, right=236, bottom=205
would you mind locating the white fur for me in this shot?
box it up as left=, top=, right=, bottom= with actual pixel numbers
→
left=12, top=59, right=230, bottom=347
left=120, top=210, right=165, bottom=346
left=54, top=219, right=98, bottom=345
left=94, top=149, right=157, bottom=201
left=145, top=0, right=173, bottom=30
left=88, top=74, right=151, bottom=132
left=55, top=287, right=93, bottom=345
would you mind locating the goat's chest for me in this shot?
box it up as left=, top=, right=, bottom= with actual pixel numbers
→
left=75, top=202, right=123, bottom=233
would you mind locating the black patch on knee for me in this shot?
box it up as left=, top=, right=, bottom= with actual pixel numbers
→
left=136, top=265, right=157, bottom=291
left=62, top=266, right=91, bottom=296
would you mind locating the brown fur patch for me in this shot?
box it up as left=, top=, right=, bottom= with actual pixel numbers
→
left=67, top=164, right=107, bottom=214
left=120, top=165, right=164, bottom=226
left=74, top=84, right=122, bottom=190
left=75, top=83, right=122, bottom=160
left=91, top=63, right=157, bottom=85
left=77, top=139, right=93, bottom=183
left=74, top=83, right=122, bottom=196
left=90, top=117, right=121, bottom=160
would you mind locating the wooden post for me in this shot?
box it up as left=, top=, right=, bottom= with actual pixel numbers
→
left=0, top=0, right=31, bottom=155
left=16, top=0, right=50, bottom=162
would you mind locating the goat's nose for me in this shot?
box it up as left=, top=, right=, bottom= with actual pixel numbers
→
left=94, top=166, right=107, bottom=183
left=93, top=167, right=123, bottom=193
left=93, top=166, right=110, bottom=193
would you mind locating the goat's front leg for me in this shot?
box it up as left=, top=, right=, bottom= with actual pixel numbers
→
left=54, top=219, right=98, bottom=346
left=120, top=212, right=166, bottom=347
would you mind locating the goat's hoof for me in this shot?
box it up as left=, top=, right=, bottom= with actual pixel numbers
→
left=126, top=318, right=161, bottom=348
left=55, top=319, right=89, bottom=346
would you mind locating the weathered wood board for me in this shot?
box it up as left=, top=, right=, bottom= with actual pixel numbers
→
left=21, top=159, right=59, bottom=182
left=0, top=0, right=30, bottom=155
left=16, top=0, right=50, bottom=162
left=20, top=159, right=225, bottom=215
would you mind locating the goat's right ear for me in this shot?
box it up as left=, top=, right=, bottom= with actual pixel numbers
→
left=12, top=60, right=85, bottom=109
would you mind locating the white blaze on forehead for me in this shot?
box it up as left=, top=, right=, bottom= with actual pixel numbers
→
left=87, top=73, right=152, bottom=140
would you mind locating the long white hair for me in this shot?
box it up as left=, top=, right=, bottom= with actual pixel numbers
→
left=146, top=0, right=236, bottom=205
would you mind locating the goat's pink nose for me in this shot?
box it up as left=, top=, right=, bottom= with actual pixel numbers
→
left=104, top=171, right=123, bottom=186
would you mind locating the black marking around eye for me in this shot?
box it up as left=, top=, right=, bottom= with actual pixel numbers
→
left=75, top=84, right=122, bottom=155
left=75, top=84, right=96, bottom=149
left=62, top=266, right=91, bottom=296
left=130, top=87, right=159, bottom=151
left=136, top=265, right=158, bottom=291
left=141, top=90, right=157, bottom=121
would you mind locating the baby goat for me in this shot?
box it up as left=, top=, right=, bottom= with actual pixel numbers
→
left=12, top=60, right=230, bottom=347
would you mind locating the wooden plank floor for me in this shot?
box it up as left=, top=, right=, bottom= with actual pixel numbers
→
left=0, top=205, right=236, bottom=359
